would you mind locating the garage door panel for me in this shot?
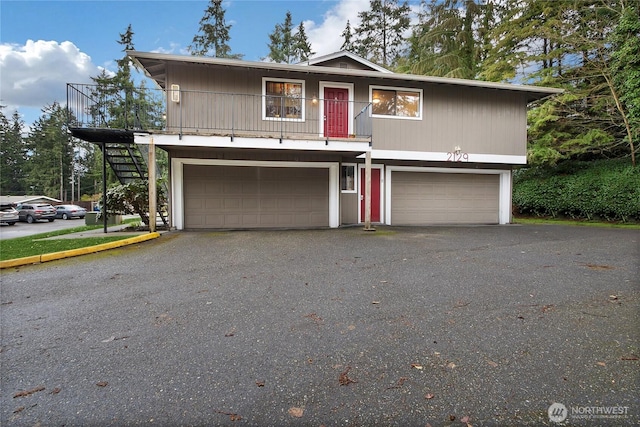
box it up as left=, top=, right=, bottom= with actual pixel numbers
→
left=392, top=172, right=499, bottom=225
left=184, top=165, right=329, bottom=228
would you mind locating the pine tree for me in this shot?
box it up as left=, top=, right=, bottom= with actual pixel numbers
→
left=353, top=0, right=411, bottom=67
left=0, top=107, right=27, bottom=195
left=266, top=11, right=295, bottom=63
left=24, top=103, right=73, bottom=199
left=189, top=0, right=242, bottom=58
left=340, top=20, right=354, bottom=52
left=294, top=22, right=314, bottom=62
left=400, top=0, right=499, bottom=79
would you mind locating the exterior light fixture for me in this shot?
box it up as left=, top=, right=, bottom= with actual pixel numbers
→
left=170, top=84, right=180, bottom=103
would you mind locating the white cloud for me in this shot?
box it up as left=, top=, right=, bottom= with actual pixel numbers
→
left=0, top=40, right=101, bottom=110
left=305, top=0, right=420, bottom=59
left=305, top=0, right=371, bottom=57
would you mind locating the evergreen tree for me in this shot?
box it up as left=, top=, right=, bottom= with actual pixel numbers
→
left=24, top=103, right=73, bottom=199
left=400, top=0, right=499, bottom=79
left=266, top=11, right=296, bottom=63
left=0, top=107, right=27, bottom=195
left=340, top=20, right=355, bottom=52
left=479, top=0, right=635, bottom=165
left=353, top=0, right=411, bottom=67
left=610, top=4, right=640, bottom=166
left=189, top=0, right=242, bottom=58
left=294, top=21, right=314, bottom=62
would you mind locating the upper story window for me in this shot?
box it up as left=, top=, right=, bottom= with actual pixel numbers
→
left=370, top=85, right=422, bottom=120
left=263, top=77, right=305, bottom=121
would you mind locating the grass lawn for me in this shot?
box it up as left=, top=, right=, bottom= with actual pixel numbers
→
left=0, top=225, right=137, bottom=261
left=512, top=216, right=640, bottom=229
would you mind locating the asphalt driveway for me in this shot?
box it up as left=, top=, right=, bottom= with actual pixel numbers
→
left=1, top=225, right=638, bottom=426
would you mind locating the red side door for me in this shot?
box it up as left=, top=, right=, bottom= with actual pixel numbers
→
left=324, top=87, right=349, bottom=138
left=360, top=168, right=381, bottom=223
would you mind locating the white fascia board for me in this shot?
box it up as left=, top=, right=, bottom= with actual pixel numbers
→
left=358, top=149, right=526, bottom=165
left=135, top=133, right=371, bottom=154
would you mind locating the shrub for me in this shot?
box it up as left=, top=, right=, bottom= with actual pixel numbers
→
left=513, top=159, right=640, bottom=222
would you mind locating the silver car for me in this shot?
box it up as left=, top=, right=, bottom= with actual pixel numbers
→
left=16, top=203, right=57, bottom=223
left=0, top=204, right=19, bottom=225
left=54, top=204, right=87, bottom=220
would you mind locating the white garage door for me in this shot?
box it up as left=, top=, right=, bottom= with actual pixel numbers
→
left=184, top=165, right=329, bottom=228
left=391, top=172, right=500, bottom=225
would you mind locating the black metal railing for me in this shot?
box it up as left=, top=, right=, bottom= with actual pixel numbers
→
left=67, top=84, right=373, bottom=141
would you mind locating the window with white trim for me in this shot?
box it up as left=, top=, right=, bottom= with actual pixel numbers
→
left=341, top=164, right=356, bottom=192
left=263, top=77, right=305, bottom=121
left=370, top=86, right=422, bottom=119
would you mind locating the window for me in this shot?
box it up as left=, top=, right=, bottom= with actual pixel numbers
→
left=341, top=164, right=356, bottom=192
left=263, top=78, right=305, bottom=121
left=370, top=86, right=422, bottom=119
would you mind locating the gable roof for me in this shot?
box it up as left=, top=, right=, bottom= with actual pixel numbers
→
left=300, top=51, right=393, bottom=73
left=0, top=195, right=62, bottom=205
left=128, top=50, right=563, bottom=103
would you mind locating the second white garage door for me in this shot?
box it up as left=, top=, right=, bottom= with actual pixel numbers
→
left=391, top=171, right=500, bottom=225
left=183, top=165, right=329, bottom=228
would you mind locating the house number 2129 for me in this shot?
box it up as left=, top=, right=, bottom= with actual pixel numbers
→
left=446, top=152, right=469, bottom=162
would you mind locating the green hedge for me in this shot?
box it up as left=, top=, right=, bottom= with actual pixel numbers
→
left=513, top=159, right=640, bottom=222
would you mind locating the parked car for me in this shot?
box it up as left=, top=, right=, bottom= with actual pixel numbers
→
left=16, top=203, right=57, bottom=223
left=54, top=204, right=87, bottom=220
left=0, top=203, right=19, bottom=225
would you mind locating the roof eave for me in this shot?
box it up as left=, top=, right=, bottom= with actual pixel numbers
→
left=127, top=50, right=564, bottom=100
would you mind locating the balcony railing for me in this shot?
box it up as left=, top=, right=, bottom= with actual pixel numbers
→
left=67, top=83, right=373, bottom=142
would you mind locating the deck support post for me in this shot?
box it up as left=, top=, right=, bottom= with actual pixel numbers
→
left=363, top=150, right=374, bottom=231
left=148, top=137, right=157, bottom=233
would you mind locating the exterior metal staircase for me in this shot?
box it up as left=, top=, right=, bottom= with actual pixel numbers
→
left=101, top=141, right=169, bottom=227
left=67, top=83, right=169, bottom=226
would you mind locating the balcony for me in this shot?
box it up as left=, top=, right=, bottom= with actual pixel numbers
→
left=67, top=84, right=373, bottom=145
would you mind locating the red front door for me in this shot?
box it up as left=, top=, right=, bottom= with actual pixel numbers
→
left=324, top=87, right=349, bottom=138
left=360, top=168, right=381, bottom=223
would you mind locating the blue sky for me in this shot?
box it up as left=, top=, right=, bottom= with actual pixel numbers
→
left=2, top=0, right=424, bottom=128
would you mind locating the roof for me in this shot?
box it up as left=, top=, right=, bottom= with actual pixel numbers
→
left=300, top=51, right=393, bottom=73
left=0, top=195, right=62, bottom=205
left=127, top=50, right=563, bottom=103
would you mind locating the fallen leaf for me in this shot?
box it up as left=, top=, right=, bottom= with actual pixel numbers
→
left=449, top=415, right=456, bottom=421
left=101, top=336, right=116, bottom=343
left=339, top=366, right=357, bottom=385
left=50, top=387, right=61, bottom=394
left=487, top=360, right=498, bottom=367
left=425, top=393, right=435, bottom=399
left=255, top=381, right=265, bottom=387
left=411, top=363, right=423, bottom=370
left=446, top=362, right=456, bottom=369
left=96, top=381, right=108, bottom=387
left=304, top=313, right=323, bottom=324
left=13, top=406, right=25, bottom=413
left=215, top=410, right=242, bottom=421
left=288, top=407, right=304, bottom=418
left=609, top=295, right=618, bottom=300
left=13, top=386, right=45, bottom=398
left=386, top=377, right=408, bottom=389
left=597, top=361, right=606, bottom=367
left=541, top=304, right=555, bottom=313
left=461, top=415, right=471, bottom=423
left=621, top=355, right=639, bottom=361
left=371, top=301, right=381, bottom=304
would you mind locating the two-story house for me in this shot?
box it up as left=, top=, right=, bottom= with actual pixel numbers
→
left=72, top=50, right=561, bottom=230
